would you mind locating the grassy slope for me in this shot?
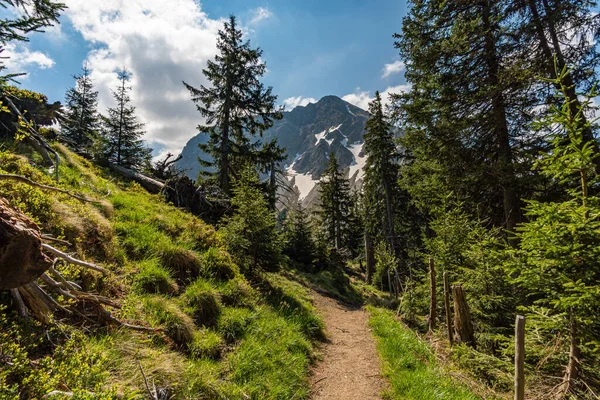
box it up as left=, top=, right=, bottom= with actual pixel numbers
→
left=367, top=307, right=481, bottom=400
left=0, top=144, right=323, bottom=399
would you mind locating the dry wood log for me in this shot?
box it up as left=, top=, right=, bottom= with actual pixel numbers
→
left=452, top=285, right=476, bottom=348
left=0, top=174, right=98, bottom=203
left=0, top=196, right=53, bottom=289
left=109, top=163, right=164, bottom=194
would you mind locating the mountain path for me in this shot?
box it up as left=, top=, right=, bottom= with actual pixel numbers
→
left=309, top=291, right=385, bottom=400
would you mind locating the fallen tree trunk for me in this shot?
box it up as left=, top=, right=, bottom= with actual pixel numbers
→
left=109, top=163, right=164, bottom=194
left=0, top=196, right=53, bottom=290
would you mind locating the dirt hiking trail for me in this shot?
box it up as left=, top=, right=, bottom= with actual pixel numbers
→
left=309, top=291, right=385, bottom=400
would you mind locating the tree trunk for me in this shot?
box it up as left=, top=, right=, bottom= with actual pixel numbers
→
left=428, top=257, right=437, bottom=331
left=109, top=163, right=164, bottom=194
left=452, top=285, right=476, bottom=348
left=482, top=0, right=520, bottom=241
left=364, top=231, right=375, bottom=284
left=0, top=197, right=53, bottom=290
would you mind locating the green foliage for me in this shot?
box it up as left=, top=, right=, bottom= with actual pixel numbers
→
left=133, top=258, right=178, bottom=295
left=183, top=15, right=283, bottom=194
left=183, top=279, right=221, bottom=327
left=505, top=73, right=600, bottom=380
left=217, top=307, right=255, bottom=342
left=283, top=202, right=316, bottom=267
left=100, top=69, right=151, bottom=170
left=61, top=64, right=100, bottom=149
left=0, top=309, right=117, bottom=399
left=217, top=277, right=257, bottom=308
left=368, top=307, right=479, bottom=400
left=189, top=330, right=223, bottom=360
left=200, top=246, right=240, bottom=281
left=141, top=296, right=196, bottom=348
left=317, top=153, right=356, bottom=252
left=222, top=168, right=282, bottom=274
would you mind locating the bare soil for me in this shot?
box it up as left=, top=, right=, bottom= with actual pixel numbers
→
left=309, top=292, right=385, bottom=400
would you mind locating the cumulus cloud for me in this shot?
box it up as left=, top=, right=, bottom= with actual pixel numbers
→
left=249, top=7, right=273, bottom=24
left=343, top=84, right=412, bottom=110
left=62, top=0, right=222, bottom=155
left=283, top=96, right=317, bottom=109
left=2, top=43, right=55, bottom=75
left=381, top=60, right=405, bottom=79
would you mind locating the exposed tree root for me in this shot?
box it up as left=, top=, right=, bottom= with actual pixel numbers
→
left=1, top=196, right=154, bottom=331
left=0, top=173, right=99, bottom=203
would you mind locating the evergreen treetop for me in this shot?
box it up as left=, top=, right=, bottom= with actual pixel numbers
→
left=183, top=15, right=283, bottom=195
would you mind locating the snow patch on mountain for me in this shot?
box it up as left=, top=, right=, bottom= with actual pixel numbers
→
left=315, top=124, right=344, bottom=145
left=346, top=104, right=356, bottom=117
left=286, top=160, right=319, bottom=200
left=348, top=142, right=366, bottom=181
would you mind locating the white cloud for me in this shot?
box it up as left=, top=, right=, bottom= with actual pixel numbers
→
left=342, top=84, right=412, bottom=110
left=283, top=96, right=317, bottom=109
left=62, top=0, right=223, bottom=153
left=381, top=60, right=405, bottom=79
left=2, top=43, right=55, bottom=75
left=342, top=90, right=372, bottom=111
left=249, top=7, right=273, bottom=24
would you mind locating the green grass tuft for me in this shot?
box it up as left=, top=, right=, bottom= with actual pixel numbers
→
left=183, top=279, right=221, bottom=327
left=141, top=296, right=196, bottom=349
left=217, top=277, right=257, bottom=308
left=367, top=306, right=480, bottom=400
left=217, top=307, right=256, bottom=342
left=133, top=259, right=178, bottom=295
left=200, top=247, right=240, bottom=281
left=190, top=330, right=223, bottom=360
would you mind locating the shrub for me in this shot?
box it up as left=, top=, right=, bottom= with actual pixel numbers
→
left=133, top=259, right=178, bottom=295
left=217, top=307, right=255, bottom=342
left=189, top=330, right=223, bottom=359
left=180, top=220, right=221, bottom=252
left=142, top=296, right=196, bottom=348
left=183, top=279, right=221, bottom=327
left=200, top=247, right=239, bottom=281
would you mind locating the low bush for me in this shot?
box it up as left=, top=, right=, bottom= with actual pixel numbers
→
left=133, top=259, right=178, bottom=295
left=200, top=247, right=239, bottom=281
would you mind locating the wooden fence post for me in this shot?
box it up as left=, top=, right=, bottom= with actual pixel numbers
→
left=452, top=285, right=475, bottom=348
left=515, top=315, right=525, bottom=400
left=443, top=272, right=453, bottom=345
left=428, top=257, right=437, bottom=331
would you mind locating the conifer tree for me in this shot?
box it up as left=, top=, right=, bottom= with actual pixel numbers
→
left=505, top=70, right=600, bottom=395
left=61, top=63, right=99, bottom=150
left=318, top=153, right=354, bottom=251
left=222, top=166, right=282, bottom=274
left=363, top=91, right=402, bottom=254
left=183, top=15, right=283, bottom=195
left=102, top=69, right=151, bottom=170
left=283, top=202, right=316, bottom=266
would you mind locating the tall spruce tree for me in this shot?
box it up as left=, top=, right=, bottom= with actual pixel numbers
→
left=183, top=15, right=283, bottom=195
left=318, top=153, right=354, bottom=251
left=61, top=63, right=99, bottom=150
left=102, top=69, right=150, bottom=170
left=393, top=0, right=541, bottom=239
left=363, top=91, right=402, bottom=254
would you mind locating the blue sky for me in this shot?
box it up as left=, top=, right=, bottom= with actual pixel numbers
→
left=5, top=1, right=410, bottom=156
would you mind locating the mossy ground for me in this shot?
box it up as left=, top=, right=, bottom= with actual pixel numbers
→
left=0, top=144, right=323, bottom=399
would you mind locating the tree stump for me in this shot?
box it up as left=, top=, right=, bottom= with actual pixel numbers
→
left=0, top=197, right=53, bottom=290
left=452, top=285, right=475, bottom=348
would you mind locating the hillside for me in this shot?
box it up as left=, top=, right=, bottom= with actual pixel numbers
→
left=0, top=144, right=324, bottom=399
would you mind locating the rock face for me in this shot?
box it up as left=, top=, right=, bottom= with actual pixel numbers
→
left=175, top=95, right=370, bottom=205
left=0, top=197, right=52, bottom=289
